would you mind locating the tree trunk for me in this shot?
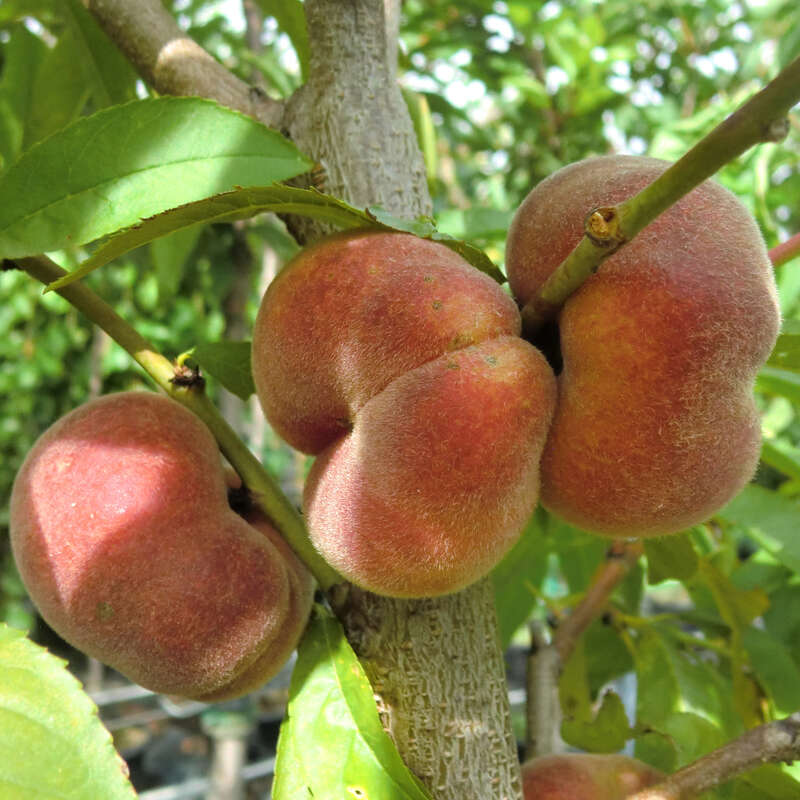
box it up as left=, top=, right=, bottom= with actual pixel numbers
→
left=288, top=2, right=523, bottom=798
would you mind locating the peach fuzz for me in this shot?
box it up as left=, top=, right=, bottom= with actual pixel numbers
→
left=253, top=230, right=558, bottom=597
left=506, top=155, right=780, bottom=536
left=304, top=336, right=556, bottom=598
left=10, top=391, right=312, bottom=700
left=522, top=753, right=664, bottom=800
left=252, top=229, right=522, bottom=455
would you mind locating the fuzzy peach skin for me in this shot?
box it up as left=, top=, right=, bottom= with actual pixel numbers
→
left=10, top=392, right=312, bottom=700
left=506, top=155, right=781, bottom=536
left=252, top=229, right=522, bottom=454
left=522, top=754, right=664, bottom=800
left=304, top=336, right=556, bottom=598
left=196, top=509, right=314, bottom=702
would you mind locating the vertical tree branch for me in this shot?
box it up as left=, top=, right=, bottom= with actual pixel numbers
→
left=525, top=622, right=562, bottom=760
left=287, top=3, right=522, bottom=797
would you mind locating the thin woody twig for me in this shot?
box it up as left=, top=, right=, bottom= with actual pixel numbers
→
left=553, top=540, right=644, bottom=664
left=628, top=712, right=800, bottom=800
left=8, top=254, right=341, bottom=592
left=524, top=540, right=642, bottom=761
left=522, top=54, right=800, bottom=335
left=82, top=0, right=284, bottom=128
left=770, top=231, right=800, bottom=268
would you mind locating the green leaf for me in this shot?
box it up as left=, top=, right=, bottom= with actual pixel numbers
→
left=717, top=485, right=800, bottom=575
left=254, top=0, right=310, bottom=81
left=151, top=224, right=203, bottom=302
left=756, top=366, right=800, bottom=404
left=634, top=628, right=681, bottom=730
left=491, top=508, right=549, bottom=648
left=735, top=764, right=800, bottom=799
left=767, top=319, right=800, bottom=369
left=0, top=623, right=136, bottom=799
left=191, top=341, right=255, bottom=401
left=661, top=711, right=725, bottom=766
left=0, top=96, right=313, bottom=259
left=365, top=207, right=505, bottom=283
left=48, top=185, right=372, bottom=291
left=742, top=627, right=800, bottom=716
left=45, top=186, right=501, bottom=292
left=698, top=559, right=768, bottom=728
left=760, top=438, right=800, bottom=483
left=561, top=689, right=631, bottom=753
left=699, top=559, right=768, bottom=635
left=402, top=89, right=438, bottom=190
left=0, top=25, right=46, bottom=167
left=24, top=27, right=90, bottom=147
left=645, top=533, right=699, bottom=584
left=61, top=0, right=138, bottom=108
left=273, top=607, right=432, bottom=800
left=549, top=515, right=607, bottom=593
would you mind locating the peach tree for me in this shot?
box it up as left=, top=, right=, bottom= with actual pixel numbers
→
left=1, top=2, right=800, bottom=799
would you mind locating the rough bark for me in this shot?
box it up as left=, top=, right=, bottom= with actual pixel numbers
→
left=288, top=3, right=522, bottom=797
left=332, top=579, right=522, bottom=800
left=281, top=0, right=431, bottom=237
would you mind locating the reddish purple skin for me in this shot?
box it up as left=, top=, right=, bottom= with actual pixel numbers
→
left=254, top=231, right=558, bottom=597
left=252, top=230, right=522, bottom=454
left=305, top=336, right=556, bottom=597
left=506, top=155, right=780, bottom=536
left=10, top=392, right=312, bottom=699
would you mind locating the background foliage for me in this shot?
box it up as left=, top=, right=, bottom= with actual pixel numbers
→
left=1, top=0, right=800, bottom=797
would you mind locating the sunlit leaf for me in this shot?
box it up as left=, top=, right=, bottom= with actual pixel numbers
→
left=0, top=96, right=313, bottom=258
left=0, top=624, right=136, bottom=799
left=491, top=507, right=549, bottom=648
left=191, top=340, right=255, bottom=401
left=273, top=607, right=432, bottom=800
left=645, top=533, right=699, bottom=584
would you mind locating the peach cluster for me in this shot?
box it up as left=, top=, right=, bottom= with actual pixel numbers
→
left=252, top=230, right=557, bottom=597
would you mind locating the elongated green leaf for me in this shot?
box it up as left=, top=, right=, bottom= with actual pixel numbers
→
left=0, top=96, right=313, bottom=258
left=403, top=89, right=438, bottom=190
left=151, top=224, right=203, bottom=301
left=0, top=25, right=46, bottom=167
left=48, top=186, right=372, bottom=290
left=255, top=0, right=310, bottom=81
left=273, top=607, right=432, bottom=800
left=743, top=627, right=800, bottom=716
left=45, top=186, right=502, bottom=292
left=736, top=765, right=800, bottom=799
left=25, top=28, right=90, bottom=147
left=192, top=341, right=255, bottom=401
left=0, top=624, right=136, bottom=799
left=761, top=438, right=800, bottom=483
left=767, top=319, right=800, bottom=369
left=366, top=206, right=504, bottom=283
left=62, top=0, right=138, bottom=107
